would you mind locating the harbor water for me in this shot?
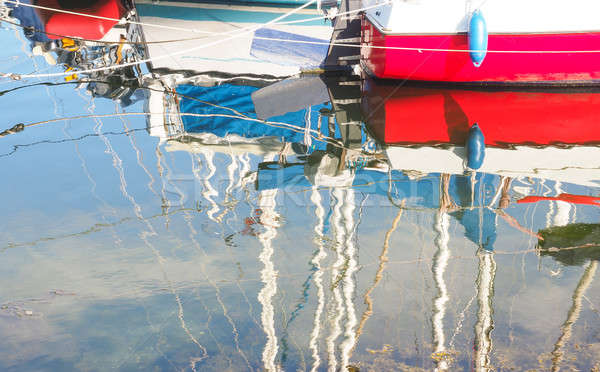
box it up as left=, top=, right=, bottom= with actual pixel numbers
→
left=1, top=9, right=600, bottom=372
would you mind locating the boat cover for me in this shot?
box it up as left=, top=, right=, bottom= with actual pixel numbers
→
left=177, top=83, right=331, bottom=147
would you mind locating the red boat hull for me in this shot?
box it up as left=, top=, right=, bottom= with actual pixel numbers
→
left=38, top=0, right=125, bottom=40
left=362, top=80, right=600, bottom=146
left=361, top=16, right=600, bottom=84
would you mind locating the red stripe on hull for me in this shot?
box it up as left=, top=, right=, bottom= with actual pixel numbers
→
left=362, top=81, right=600, bottom=146
left=361, top=16, right=600, bottom=83
left=518, top=194, right=600, bottom=206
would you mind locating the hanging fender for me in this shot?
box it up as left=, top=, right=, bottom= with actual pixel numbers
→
left=468, top=9, right=488, bottom=67
left=466, top=123, right=485, bottom=170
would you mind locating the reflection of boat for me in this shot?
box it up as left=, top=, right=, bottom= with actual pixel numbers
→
left=160, top=76, right=597, bottom=254
left=361, top=0, right=600, bottom=84
left=86, top=61, right=600, bottom=369
left=147, top=75, right=339, bottom=157
left=363, top=83, right=600, bottom=147
left=361, top=80, right=600, bottom=186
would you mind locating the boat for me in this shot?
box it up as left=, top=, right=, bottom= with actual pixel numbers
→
left=135, top=0, right=340, bottom=78
left=1, top=0, right=347, bottom=80
left=0, top=0, right=147, bottom=102
left=360, top=0, right=600, bottom=85
left=3, top=0, right=131, bottom=41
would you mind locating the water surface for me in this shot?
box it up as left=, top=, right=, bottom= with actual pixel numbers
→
left=1, top=21, right=600, bottom=372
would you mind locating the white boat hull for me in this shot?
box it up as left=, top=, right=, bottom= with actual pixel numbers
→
left=137, top=1, right=334, bottom=77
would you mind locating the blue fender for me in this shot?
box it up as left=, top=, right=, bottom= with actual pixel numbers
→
left=468, top=10, right=487, bottom=67
left=466, top=123, right=485, bottom=170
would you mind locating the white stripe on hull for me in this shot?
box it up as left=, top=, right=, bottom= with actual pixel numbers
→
left=386, top=146, right=600, bottom=187
left=363, top=0, right=600, bottom=34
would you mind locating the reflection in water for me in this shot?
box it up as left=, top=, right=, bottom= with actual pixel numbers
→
left=474, top=250, right=496, bottom=372
left=257, top=182, right=281, bottom=372
left=308, top=187, right=327, bottom=372
left=551, top=261, right=597, bottom=372
left=537, top=223, right=600, bottom=371
left=327, top=187, right=346, bottom=372
left=353, top=204, right=404, bottom=358
left=198, top=149, right=221, bottom=223
left=339, top=188, right=358, bottom=370
left=432, top=175, right=452, bottom=371
left=104, top=103, right=212, bottom=369
left=2, top=11, right=600, bottom=369
left=553, top=182, right=573, bottom=228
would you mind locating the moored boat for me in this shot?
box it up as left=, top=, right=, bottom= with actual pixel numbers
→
left=136, top=0, right=339, bottom=77
left=361, top=0, right=600, bottom=85
left=4, top=0, right=130, bottom=41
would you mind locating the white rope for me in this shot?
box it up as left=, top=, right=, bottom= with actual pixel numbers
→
left=11, top=30, right=600, bottom=81
left=190, top=34, right=600, bottom=54
left=3, top=0, right=319, bottom=79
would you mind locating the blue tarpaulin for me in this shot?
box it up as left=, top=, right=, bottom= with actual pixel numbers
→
left=177, top=83, right=331, bottom=150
